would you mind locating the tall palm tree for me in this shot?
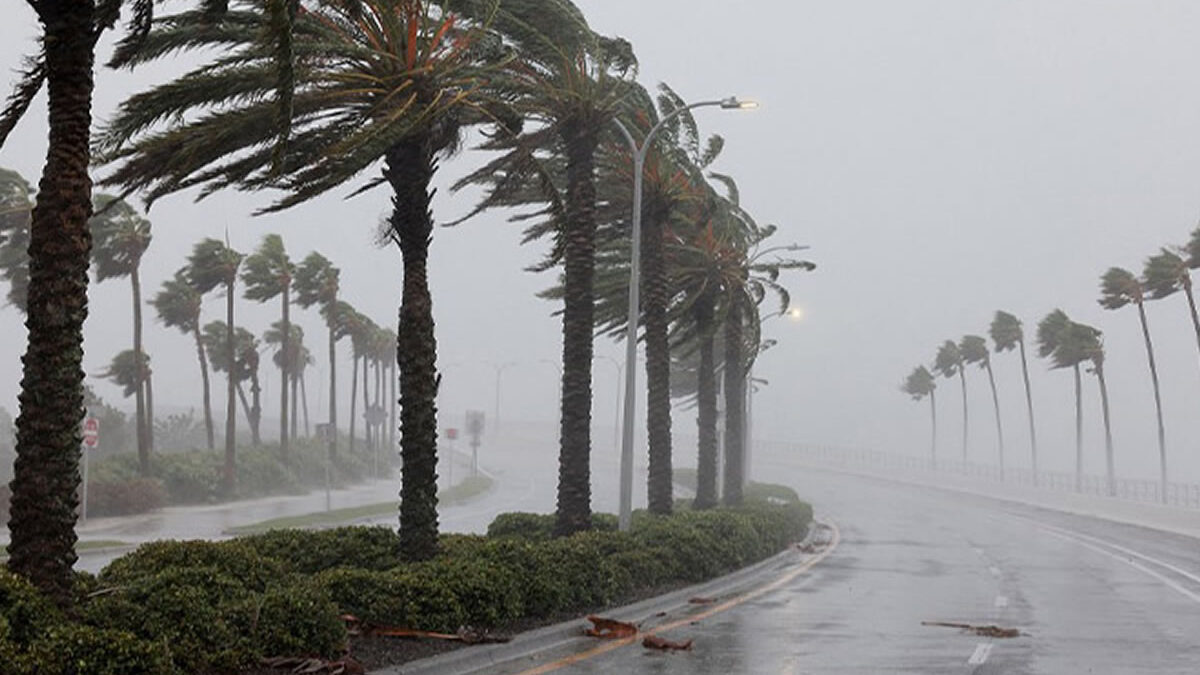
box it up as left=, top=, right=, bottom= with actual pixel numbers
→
left=97, top=349, right=152, bottom=425
left=100, top=0, right=510, bottom=562
left=187, top=238, right=244, bottom=496
left=933, top=340, right=968, bottom=463
left=1037, top=309, right=1089, bottom=492
left=202, top=321, right=262, bottom=447
left=152, top=269, right=215, bottom=450
left=1143, top=247, right=1200, bottom=372
left=1100, top=267, right=1165, bottom=500
left=89, top=194, right=154, bottom=473
left=902, top=365, right=937, bottom=465
left=294, top=252, right=340, bottom=458
left=264, top=322, right=305, bottom=442
left=449, top=2, right=638, bottom=535
left=990, top=311, right=1038, bottom=481
left=960, top=334, right=1004, bottom=476
left=242, top=234, right=295, bottom=460
left=0, top=168, right=32, bottom=313
left=1077, top=325, right=1115, bottom=497
left=0, top=0, right=300, bottom=607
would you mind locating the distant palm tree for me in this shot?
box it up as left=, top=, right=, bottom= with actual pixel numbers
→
left=1100, top=267, right=1165, bottom=500
left=1076, top=325, right=1115, bottom=497
left=202, top=321, right=262, bottom=448
left=933, top=340, right=968, bottom=463
left=90, top=194, right=154, bottom=472
left=0, top=168, right=32, bottom=313
left=242, top=234, right=295, bottom=461
left=990, top=311, right=1038, bottom=482
left=187, top=238, right=244, bottom=495
left=294, top=252, right=341, bottom=458
left=1037, top=309, right=1088, bottom=492
left=902, top=365, right=937, bottom=465
left=1144, top=247, right=1200, bottom=371
left=961, top=334, right=1004, bottom=476
left=98, top=350, right=152, bottom=421
left=264, top=322, right=306, bottom=442
left=152, top=270, right=214, bottom=450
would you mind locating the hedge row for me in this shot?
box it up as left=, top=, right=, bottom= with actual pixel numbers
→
left=81, top=438, right=382, bottom=517
left=0, top=495, right=810, bottom=673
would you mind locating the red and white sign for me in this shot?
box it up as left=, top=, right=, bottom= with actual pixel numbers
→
left=445, top=428, right=458, bottom=440
left=82, top=417, right=99, bottom=449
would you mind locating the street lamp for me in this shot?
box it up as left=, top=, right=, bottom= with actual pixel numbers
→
left=612, top=95, right=758, bottom=532
left=491, top=361, right=517, bottom=433
left=594, top=355, right=622, bottom=456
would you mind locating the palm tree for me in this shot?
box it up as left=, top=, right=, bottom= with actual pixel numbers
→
left=97, top=350, right=152, bottom=425
left=100, top=0, right=510, bottom=562
left=202, top=321, right=263, bottom=448
left=449, top=2, right=638, bottom=535
left=1076, top=325, right=1115, bottom=497
left=990, top=311, right=1038, bottom=482
left=1100, top=267, right=1165, bottom=500
left=0, top=0, right=301, bottom=607
left=933, top=340, right=968, bottom=463
left=1144, top=247, right=1200, bottom=372
left=152, top=269, right=215, bottom=450
left=294, top=252, right=340, bottom=458
left=264, top=322, right=305, bottom=443
left=902, top=365, right=937, bottom=465
left=0, top=168, right=32, bottom=313
left=242, top=234, right=295, bottom=460
left=90, top=194, right=154, bottom=473
left=960, top=334, right=1004, bottom=476
left=1037, top=309, right=1089, bottom=492
left=187, top=238, right=244, bottom=495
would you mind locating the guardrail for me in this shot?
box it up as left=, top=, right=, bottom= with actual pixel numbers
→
left=752, top=441, right=1200, bottom=510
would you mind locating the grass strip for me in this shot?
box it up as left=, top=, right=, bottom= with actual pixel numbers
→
left=227, top=473, right=494, bottom=534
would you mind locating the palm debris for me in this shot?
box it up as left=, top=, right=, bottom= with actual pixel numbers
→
left=921, top=621, right=1024, bottom=638
left=584, top=615, right=638, bottom=639
left=342, top=615, right=510, bottom=644
left=642, top=635, right=693, bottom=651
left=259, top=656, right=364, bottom=675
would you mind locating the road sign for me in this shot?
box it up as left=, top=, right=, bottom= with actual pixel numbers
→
left=445, top=428, right=458, bottom=440
left=82, top=417, right=99, bottom=449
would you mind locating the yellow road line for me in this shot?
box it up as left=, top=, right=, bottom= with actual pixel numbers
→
left=515, top=521, right=842, bottom=675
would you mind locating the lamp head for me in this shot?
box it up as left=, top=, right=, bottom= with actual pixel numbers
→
left=720, top=97, right=759, bottom=110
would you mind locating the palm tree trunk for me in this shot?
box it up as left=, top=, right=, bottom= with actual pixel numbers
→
left=722, top=302, right=746, bottom=506
left=300, top=372, right=310, bottom=438
left=385, top=133, right=441, bottom=561
left=984, top=359, right=1004, bottom=478
left=144, top=365, right=155, bottom=456
left=1017, top=338, right=1038, bottom=484
left=694, top=291, right=718, bottom=510
left=929, top=388, right=938, bottom=468
left=374, top=357, right=382, bottom=450
left=327, top=320, right=337, bottom=459
left=1135, top=300, right=1168, bottom=503
left=1094, top=362, right=1115, bottom=497
left=7, top=3, right=95, bottom=606
left=642, top=208, right=673, bottom=515
left=130, top=267, right=149, bottom=474
left=1183, top=275, right=1200, bottom=365
left=194, top=324, right=215, bottom=450
left=249, top=369, right=262, bottom=446
left=280, top=285, right=290, bottom=461
left=958, top=368, right=968, bottom=465
left=223, top=280, right=236, bottom=496
left=1073, top=363, right=1083, bottom=493
left=290, top=372, right=299, bottom=442
left=389, top=359, right=396, bottom=454
left=236, top=381, right=252, bottom=431
left=349, top=349, right=358, bottom=454
left=554, top=121, right=598, bottom=537
left=362, top=353, right=371, bottom=451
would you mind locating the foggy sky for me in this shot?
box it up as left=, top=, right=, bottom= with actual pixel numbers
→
left=3, top=1, right=1200, bottom=484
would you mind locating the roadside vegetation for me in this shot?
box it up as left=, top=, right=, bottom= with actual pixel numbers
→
left=0, top=489, right=809, bottom=673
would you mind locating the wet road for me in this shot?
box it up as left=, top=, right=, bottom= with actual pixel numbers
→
left=496, top=462, right=1200, bottom=674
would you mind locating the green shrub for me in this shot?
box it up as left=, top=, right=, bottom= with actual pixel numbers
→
left=83, top=566, right=257, bottom=672
left=99, top=539, right=285, bottom=591
left=86, top=477, right=166, bottom=517
left=22, top=623, right=172, bottom=675
left=240, top=526, right=403, bottom=574
left=410, top=557, right=522, bottom=627
left=243, top=579, right=346, bottom=659
left=486, top=512, right=618, bottom=541
left=316, top=568, right=414, bottom=627
left=0, top=569, right=60, bottom=647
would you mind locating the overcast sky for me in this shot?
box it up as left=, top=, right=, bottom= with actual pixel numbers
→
left=4, top=1, right=1200, bottom=484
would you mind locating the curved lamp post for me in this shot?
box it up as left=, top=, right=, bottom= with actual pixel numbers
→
left=612, top=96, right=758, bottom=532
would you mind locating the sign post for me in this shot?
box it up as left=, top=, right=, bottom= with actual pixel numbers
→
left=81, top=417, right=99, bottom=521
left=316, top=423, right=333, bottom=511
left=465, top=411, right=485, bottom=477
left=444, top=428, right=458, bottom=489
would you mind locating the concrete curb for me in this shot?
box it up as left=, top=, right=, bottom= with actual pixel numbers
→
left=370, top=521, right=818, bottom=675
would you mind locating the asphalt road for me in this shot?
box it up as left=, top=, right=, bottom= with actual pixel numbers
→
left=484, top=461, right=1200, bottom=674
